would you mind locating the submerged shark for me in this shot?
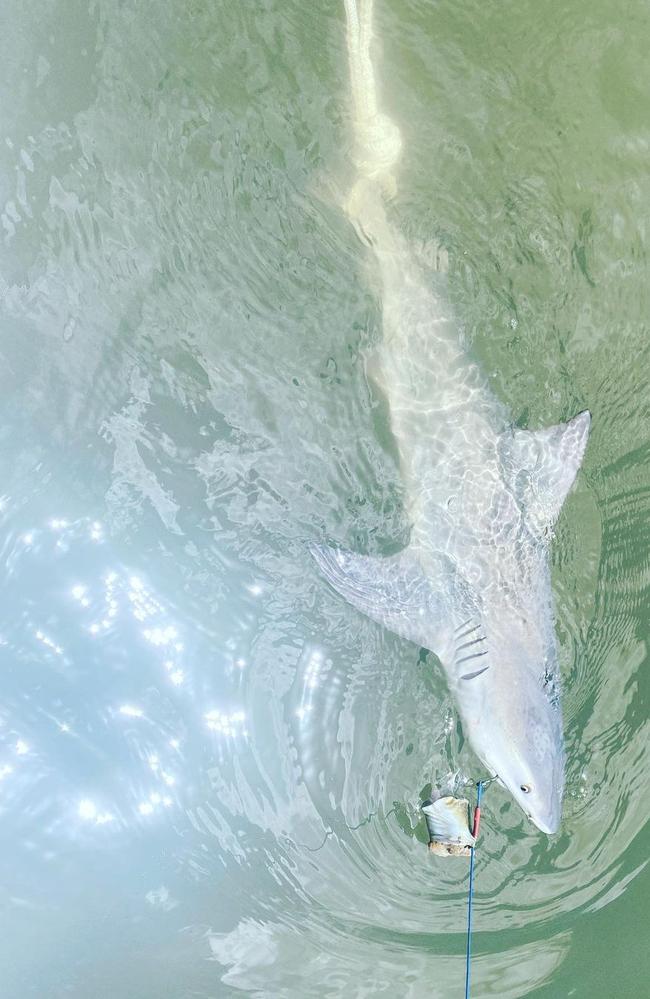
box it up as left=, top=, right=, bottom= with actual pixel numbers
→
left=311, top=0, right=590, bottom=834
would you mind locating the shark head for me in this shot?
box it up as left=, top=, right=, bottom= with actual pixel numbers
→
left=463, top=625, right=565, bottom=835
left=490, top=691, right=564, bottom=835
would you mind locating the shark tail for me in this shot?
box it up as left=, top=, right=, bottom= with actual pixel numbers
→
left=343, top=0, right=402, bottom=225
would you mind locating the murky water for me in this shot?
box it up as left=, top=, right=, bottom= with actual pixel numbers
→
left=1, top=1, right=649, bottom=996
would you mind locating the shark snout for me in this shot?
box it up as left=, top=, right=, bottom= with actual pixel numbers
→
left=494, top=743, right=563, bottom=836
left=529, top=809, right=560, bottom=836
left=509, top=788, right=561, bottom=835
left=518, top=778, right=562, bottom=835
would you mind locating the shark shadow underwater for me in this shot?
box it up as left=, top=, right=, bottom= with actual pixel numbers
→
left=311, top=0, right=590, bottom=835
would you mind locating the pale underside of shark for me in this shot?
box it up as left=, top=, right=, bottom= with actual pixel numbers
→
left=311, top=0, right=590, bottom=834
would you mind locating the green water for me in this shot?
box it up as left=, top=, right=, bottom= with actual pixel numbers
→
left=1, top=1, right=649, bottom=996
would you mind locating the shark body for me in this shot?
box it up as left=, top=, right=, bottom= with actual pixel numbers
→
left=312, top=0, right=590, bottom=833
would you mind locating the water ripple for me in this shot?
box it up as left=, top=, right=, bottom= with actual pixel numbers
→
left=1, top=0, right=649, bottom=995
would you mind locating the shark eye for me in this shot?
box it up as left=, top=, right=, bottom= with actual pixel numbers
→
left=520, top=784, right=532, bottom=793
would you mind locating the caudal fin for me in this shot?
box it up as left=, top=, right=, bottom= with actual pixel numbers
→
left=343, top=0, right=402, bottom=207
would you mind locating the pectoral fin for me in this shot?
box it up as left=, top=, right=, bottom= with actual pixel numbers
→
left=502, top=410, right=591, bottom=538
left=309, top=543, right=465, bottom=658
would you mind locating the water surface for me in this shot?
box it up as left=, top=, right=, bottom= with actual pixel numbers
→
left=1, top=1, right=649, bottom=996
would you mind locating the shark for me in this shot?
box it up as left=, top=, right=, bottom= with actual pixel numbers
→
left=311, top=0, right=590, bottom=834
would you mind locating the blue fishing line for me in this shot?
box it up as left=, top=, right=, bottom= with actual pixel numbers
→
left=464, top=780, right=485, bottom=999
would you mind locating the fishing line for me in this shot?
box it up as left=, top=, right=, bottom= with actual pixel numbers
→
left=464, top=779, right=489, bottom=999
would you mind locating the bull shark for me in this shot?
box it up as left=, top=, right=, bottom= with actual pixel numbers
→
left=311, top=0, right=590, bottom=834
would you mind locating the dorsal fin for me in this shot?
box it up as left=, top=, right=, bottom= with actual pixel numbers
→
left=501, top=410, right=591, bottom=538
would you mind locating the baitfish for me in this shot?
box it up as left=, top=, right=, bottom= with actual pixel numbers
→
left=422, top=793, right=476, bottom=858
left=311, top=0, right=590, bottom=834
